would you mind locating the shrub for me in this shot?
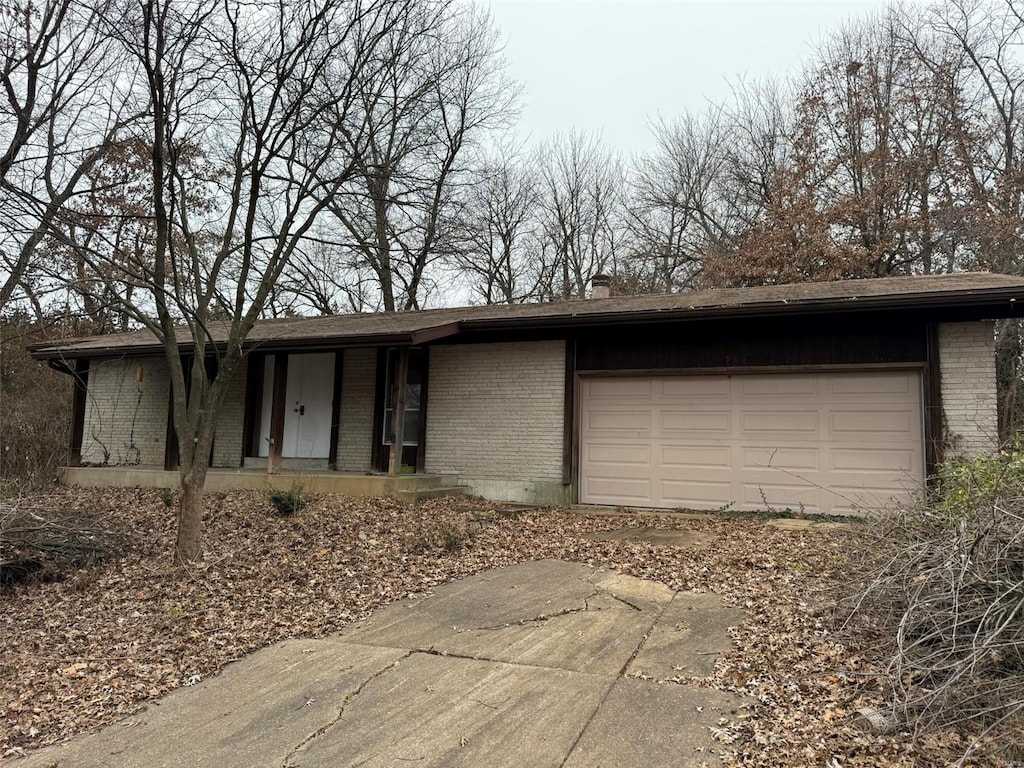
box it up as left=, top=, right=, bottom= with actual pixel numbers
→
left=934, top=435, right=1024, bottom=512
left=840, top=449, right=1024, bottom=763
left=268, top=484, right=305, bottom=516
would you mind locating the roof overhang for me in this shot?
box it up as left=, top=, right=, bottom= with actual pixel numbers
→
left=27, top=324, right=468, bottom=361
left=459, top=284, right=1024, bottom=333
left=26, top=275, right=1024, bottom=362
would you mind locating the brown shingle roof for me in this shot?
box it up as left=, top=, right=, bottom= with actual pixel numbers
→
left=28, top=272, right=1024, bottom=360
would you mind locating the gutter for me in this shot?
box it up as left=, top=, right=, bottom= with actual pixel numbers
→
left=46, top=359, right=76, bottom=376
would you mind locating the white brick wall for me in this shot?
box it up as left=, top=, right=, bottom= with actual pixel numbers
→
left=939, top=321, right=998, bottom=458
left=211, top=357, right=247, bottom=468
left=425, top=341, right=565, bottom=499
left=81, top=357, right=169, bottom=466
left=82, top=355, right=251, bottom=469
left=336, top=348, right=376, bottom=472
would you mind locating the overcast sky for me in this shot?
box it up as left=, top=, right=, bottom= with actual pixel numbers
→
left=487, top=0, right=890, bottom=156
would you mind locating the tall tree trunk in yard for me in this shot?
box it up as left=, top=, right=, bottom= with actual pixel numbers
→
left=168, top=350, right=239, bottom=564
left=173, top=395, right=218, bottom=563
left=176, top=463, right=208, bottom=565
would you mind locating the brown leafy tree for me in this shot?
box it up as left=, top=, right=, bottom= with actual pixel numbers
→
left=39, top=137, right=221, bottom=331
left=703, top=8, right=975, bottom=285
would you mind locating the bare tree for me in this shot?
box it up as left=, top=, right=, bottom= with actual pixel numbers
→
left=716, top=78, right=795, bottom=233
left=535, top=130, right=625, bottom=300
left=455, top=145, right=540, bottom=304
left=0, top=0, right=135, bottom=311
left=626, top=112, right=731, bottom=292
left=275, top=240, right=380, bottom=314
left=926, top=0, right=1024, bottom=273
left=293, top=1, right=518, bottom=312
left=63, top=0, right=406, bottom=563
left=926, top=0, right=1024, bottom=433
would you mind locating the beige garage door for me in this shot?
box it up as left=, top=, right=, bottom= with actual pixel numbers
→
left=579, top=371, right=924, bottom=514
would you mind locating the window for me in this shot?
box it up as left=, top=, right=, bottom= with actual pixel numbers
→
left=382, top=348, right=423, bottom=446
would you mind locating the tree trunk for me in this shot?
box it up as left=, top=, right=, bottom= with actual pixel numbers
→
left=175, top=463, right=207, bottom=565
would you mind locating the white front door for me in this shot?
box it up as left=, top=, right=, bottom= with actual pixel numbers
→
left=259, top=352, right=335, bottom=458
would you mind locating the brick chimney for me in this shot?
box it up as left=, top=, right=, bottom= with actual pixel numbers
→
left=591, top=273, right=611, bottom=300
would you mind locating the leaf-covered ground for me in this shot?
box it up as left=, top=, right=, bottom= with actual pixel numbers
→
left=0, top=488, right=1011, bottom=766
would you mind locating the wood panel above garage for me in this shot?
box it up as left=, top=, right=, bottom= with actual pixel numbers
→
left=575, top=314, right=928, bottom=372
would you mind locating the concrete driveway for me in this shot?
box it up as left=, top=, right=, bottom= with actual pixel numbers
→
left=18, top=559, right=745, bottom=768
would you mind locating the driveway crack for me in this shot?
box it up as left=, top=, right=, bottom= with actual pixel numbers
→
left=413, top=647, right=608, bottom=676
left=557, top=595, right=673, bottom=767
left=281, top=651, right=413, bottom=767
left=604, top=592, right=644, bottom=611
left=473, top=593, right=600, bottom=630
left=617, top=594, right=673, bottom=678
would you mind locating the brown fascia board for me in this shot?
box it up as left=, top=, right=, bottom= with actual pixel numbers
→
left=459, top=285, right=1024, bottom=332
left=410, top=321, right=463, bottom=345
left=27, top=324, right=466, bottom=362
left=26, top=340, right=160, bottom=361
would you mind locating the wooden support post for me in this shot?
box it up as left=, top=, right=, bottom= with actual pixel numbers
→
left=69, top=359, right=89, bottom=467
left=562, top=338, right=576, bottom=487
left=388, top=346, right=409, bottom=476
left=924, top=324, right=944, bottom=475
left=328, top=351, right=344, bottom=471
left=269, top=353, right=288, bottom=474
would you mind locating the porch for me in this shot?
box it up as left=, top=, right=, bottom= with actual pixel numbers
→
left=60, top=466, right=468, bottom=505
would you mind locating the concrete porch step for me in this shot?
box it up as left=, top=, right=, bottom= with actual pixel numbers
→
left=391, top=474, right=460, bottom=491
left=393, top=485, right=471, bottom=505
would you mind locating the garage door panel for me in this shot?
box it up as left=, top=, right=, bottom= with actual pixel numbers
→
left=831, top=448, right=917, bottom=473
left=740, top=376, right=818, bottom=396
left=662, top=445, right=731, bottom=469
left=579, top=371, right=924, bottom=515
left=584, top=477, right=652, bottom=503
left=741, top=410, right=819, bottom=433
left=741, top=447, right=819, bottom=471
left=585, top=378, right=653, bottom=400
left=661, top=410, right=731, bottom=433
left=661, top=376, right=730, bottom=398
left=585, top=443, right=651, bottom=466
left=827, top=471, right=922, bottom=492
left=831, top=410, right=915, bottom=434
left=741, top=483, right=821, bottom=512
left=830, top=374, right=913, bottom=395
left=585, top=410, right=653, bottom=433
left=827, top=486, right=918, bottom=513
left=661, top=479, right=733, bottom=507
